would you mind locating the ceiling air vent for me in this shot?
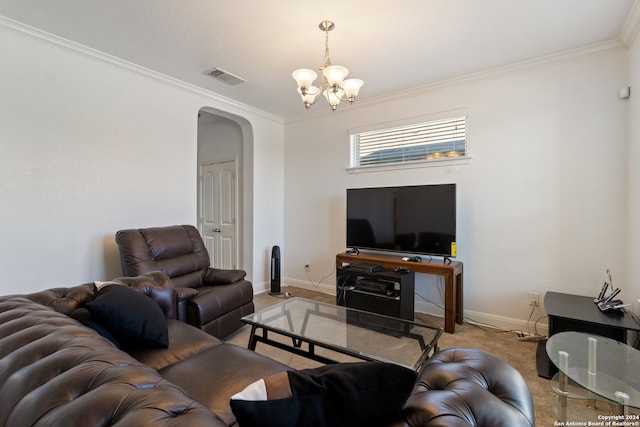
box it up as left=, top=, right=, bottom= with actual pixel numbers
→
left=207, top=68, right=246, bottom=85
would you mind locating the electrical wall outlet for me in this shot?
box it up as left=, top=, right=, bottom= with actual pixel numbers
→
left=528, top=292, right=540, bottom=307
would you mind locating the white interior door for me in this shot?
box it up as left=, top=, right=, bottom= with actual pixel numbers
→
left=200, top=160, right=238, bottom=269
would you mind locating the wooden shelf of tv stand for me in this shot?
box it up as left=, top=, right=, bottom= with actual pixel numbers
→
left=335, top=252, right=463, bottom=333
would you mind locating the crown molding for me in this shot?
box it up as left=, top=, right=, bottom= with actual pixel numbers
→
left=367, top=39, right=627, bottom=107
left=621, top=0, right=640, bottom=46
left=0, top=15, right=284, bottom=124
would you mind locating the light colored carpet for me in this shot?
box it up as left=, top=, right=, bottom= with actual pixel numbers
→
left=224, top=286, right=555, bottom=426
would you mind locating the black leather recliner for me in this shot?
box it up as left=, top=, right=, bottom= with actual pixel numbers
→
left=115, top=224, right=254, bottom=338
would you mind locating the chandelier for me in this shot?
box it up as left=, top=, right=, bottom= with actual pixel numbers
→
left=292, top=20, right=364, bottom=112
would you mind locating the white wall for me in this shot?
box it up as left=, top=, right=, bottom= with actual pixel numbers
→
left=284, top=46, right=629, bottom=331
left=198, top=115, right=243, bottom=165
left=0, top=19, right=284, bottom=295
left=627, top=31, right=640, bottom=302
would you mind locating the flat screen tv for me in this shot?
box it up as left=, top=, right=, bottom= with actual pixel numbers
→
left=346, top=184, right=456, bottom=257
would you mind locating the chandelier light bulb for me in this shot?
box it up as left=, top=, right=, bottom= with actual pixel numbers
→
left=322, top=65, right=349, bottom=87
left=324, top=87, right=344, bottom=111
left=342, top=79, right=364, bottom=102
left=292, top=69, right=318, bottom=94
left=297, top=86, right=321, bottom=109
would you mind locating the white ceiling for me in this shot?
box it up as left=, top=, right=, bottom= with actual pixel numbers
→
left=1, top=0, right=638, bottom=119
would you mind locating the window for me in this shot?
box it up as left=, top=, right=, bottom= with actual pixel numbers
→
left=349, top=116, right=468, bottom=169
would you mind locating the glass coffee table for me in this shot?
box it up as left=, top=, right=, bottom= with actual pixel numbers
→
left=242, top=297, right=442, bottom=371
left=547, top=331, right=640, bottom=420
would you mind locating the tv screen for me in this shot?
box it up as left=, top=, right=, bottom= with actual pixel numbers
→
left=346, top=184, right=456, bottom=257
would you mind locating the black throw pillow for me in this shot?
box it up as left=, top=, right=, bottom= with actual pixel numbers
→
left=230, top=362, right=417, bottom=427
left=85, top=284, right=168, bottom=348
left=70, top=307, right=121, bottom=348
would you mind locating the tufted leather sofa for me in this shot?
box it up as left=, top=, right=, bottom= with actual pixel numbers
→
left=0, top=273, right=534, bottom=427
left=115, top=225, right=254, bottom=338
left=0, top=273, right=288, bottom=427
left=398, top=348, right=535, bottom=427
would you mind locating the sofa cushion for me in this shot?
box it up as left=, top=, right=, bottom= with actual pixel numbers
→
left=86, top=284, right=168, bottom=348
left=128, top=319, right=222, bottom=371
left=159, top=343, right=291, bottom=426
left=230, top=362, right=417, bottom=427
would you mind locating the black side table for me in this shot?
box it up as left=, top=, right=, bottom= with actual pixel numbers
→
left=537, top=291, right=640, bottom=378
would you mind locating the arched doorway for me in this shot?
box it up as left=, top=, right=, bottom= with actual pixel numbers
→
left=197, top=108, right=254, bottom=274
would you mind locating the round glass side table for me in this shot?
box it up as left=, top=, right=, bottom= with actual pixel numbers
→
left=546, top=331, right=640, bottom=422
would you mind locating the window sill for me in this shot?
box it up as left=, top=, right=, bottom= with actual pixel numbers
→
left=347, top=156, right=472, bottom=174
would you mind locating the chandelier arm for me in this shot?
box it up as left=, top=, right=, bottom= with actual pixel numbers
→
left=307, top=90, right=323, bottom=108
left=327, top=82, right=349, bottom=100
left=335, top=90, right=350, bottom=101
left=329, top=85, right=354, bottom=103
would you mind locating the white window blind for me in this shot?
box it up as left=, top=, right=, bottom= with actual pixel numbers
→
left=350, top=116, right=467, bottom=168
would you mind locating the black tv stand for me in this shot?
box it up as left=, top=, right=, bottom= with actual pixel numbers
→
left=337, top=266, right=415, bottom=321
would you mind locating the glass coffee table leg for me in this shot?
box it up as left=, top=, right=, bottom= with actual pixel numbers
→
left=557, top=371, right=569, bottom=422
left=588, top=337, right=597, bottom=410
left=248, top=325, right=259, bottom=350
left=616, top=391, right=630, bottom=417
left=558, top=351, right=569, bottom=422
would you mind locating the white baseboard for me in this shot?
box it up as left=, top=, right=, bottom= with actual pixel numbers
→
left=414, top=300, right=548, bottom=336
left=279, top=277, right=548, bottom=336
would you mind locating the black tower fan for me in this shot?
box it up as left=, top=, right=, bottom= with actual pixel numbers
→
left=269, top=245, right=282, bottom=295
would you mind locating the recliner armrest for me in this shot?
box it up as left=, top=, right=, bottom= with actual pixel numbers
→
left=176, top=287, right=199, bottom=301
left=202, top=268, right=247, bottom=285
left=175, top=287, right=198, bottom=322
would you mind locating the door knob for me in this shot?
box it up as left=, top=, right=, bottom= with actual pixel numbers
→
left=213, top=228, right=221, bottom=233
